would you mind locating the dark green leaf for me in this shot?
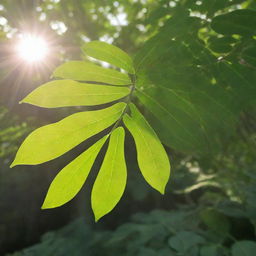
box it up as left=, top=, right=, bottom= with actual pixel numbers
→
left=168, top=231, right=205, bottom=253
left=200, top=245, right=222, bottom=256
left=211, top=9, right=256, bottom=36
left=200, top=208, right=231, bottom=235
left=231, top=241, right=256, bottom=256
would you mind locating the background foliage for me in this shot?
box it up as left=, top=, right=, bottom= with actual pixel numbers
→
left=0, top=0, right=255, bottom=255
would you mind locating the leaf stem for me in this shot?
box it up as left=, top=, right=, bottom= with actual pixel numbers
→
left=109, top=74, right=136, bottom=133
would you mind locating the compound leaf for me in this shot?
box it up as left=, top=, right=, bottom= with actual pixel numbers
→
left=42, top=135, right=108, bottom=209
left=21, top=80, right=130, bottom=108
left=123, top=103, right=170, bottom=194
left=91, top=127, right=127, bottom=221
left=11, top=102, right=126, bottom=166
left=83, top=41, right=135, bottom=74
left=53, top=61, right=131, bottom=85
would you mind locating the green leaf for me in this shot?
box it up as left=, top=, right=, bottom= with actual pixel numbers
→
left=135, top=87, right=208, bottom=152
left=207, top=37, right=233, bottom=53
left=168, top=231, right=205, bottom=253
left=211, top=9, right=256, bottom=36
left=21, top=80, right=130, bottom=108
left=53, top=61, right=131, bottom=85
left=135, top=77, right=237, bottom=153
left=200, top=245, right=222, bottom=256
left=242, top=45, right=256, bottom=68
left=123, top=103, right=170, bottom=194
left=11, top=102, right=126, bottom=166
left=83, top=41, right=135, bottom=74
left=200, top=208, right=230, bottom=235
left=91, top=127, right=126, bottom=221
left=42, top=136, right=108, bottom=209
left=231, top=241, right=256, bottom=256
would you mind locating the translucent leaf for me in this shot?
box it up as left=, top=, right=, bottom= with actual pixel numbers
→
left=11, top=102, right=126, bottom=166
left=123, top=103, right=170, bottom=194
left=231, top=241, right=256, bottom=256
left=83, top=41, right=135, bottom=74
left=42, top=136, right=108, bottom=209
left=53, top=61, right=131, bottom=85
left=211, top=9, right=256, bottom=36
left=91, top=127, right=126, bottom=221
left=21, top=80, right=130, bottom=108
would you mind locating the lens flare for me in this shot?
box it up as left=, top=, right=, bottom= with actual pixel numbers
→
left=16, top=34, right=48, bottom=63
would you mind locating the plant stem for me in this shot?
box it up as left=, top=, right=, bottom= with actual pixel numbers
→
left=109, top=74, right=136, bottom=133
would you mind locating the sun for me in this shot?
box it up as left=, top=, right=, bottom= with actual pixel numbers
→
left=16, top=34, right=49, bottom=63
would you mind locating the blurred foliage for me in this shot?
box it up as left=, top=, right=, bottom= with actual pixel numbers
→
left=0, top=0, right=256, bottom=254
left=0, top=106, right=30, bottom=161
left=7, top=118, right=256, bottom=255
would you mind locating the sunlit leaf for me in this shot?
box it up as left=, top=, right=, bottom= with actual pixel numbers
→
left=21, top=80, right=130, bottom=108
left=42, top=135, right=108, bottom=209
left=53, top=61, right=131, bottom=85
left=83, top=41, right=135, bottom=74
left=91, top=127, right=126, bottom=221
left=11, top=102, right=126, bottom=166
left=123, top=103, right=170, bottom=194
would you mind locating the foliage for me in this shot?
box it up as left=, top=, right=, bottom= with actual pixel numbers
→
left=10, top=0, right=256, bottom=221
left=7, top=99, right=256, bottom=256
left=8, top=205, right=256, bottom=256
left=0, top=106, right=30, bottom=161
left=0, top=0, right=256, bottom=253
left=11, top=41, right=170, bottom=221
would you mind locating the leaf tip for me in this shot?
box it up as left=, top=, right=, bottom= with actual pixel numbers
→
left=93, top=212, right=103, bottom=223
left=41, top=204, right=49, bottom=210
left=41, top=204, right=47, bottom=210
left=10, top=162, right=16, bottom=168
left=10, top=158, right=18, bottom=168
left=41, top=199, right=52, bottom=210
left=159, top=188, right=165, bottom=195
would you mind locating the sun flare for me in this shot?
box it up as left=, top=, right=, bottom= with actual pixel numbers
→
left=16, top=34, right=48, bottom=63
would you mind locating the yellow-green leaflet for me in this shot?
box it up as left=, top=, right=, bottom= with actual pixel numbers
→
left=91, top=127, right=127, bottom=222
left=123, top=103, right=170, bottom=194
left=11, top=102, right=126, bottom=166
left=53, top=61, right=131, bottom=85
left=21, top=80, right=130, bottom=108
left=42, top=135, right=108, bottom=209
left=83, top=41, right=135, bottom=74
